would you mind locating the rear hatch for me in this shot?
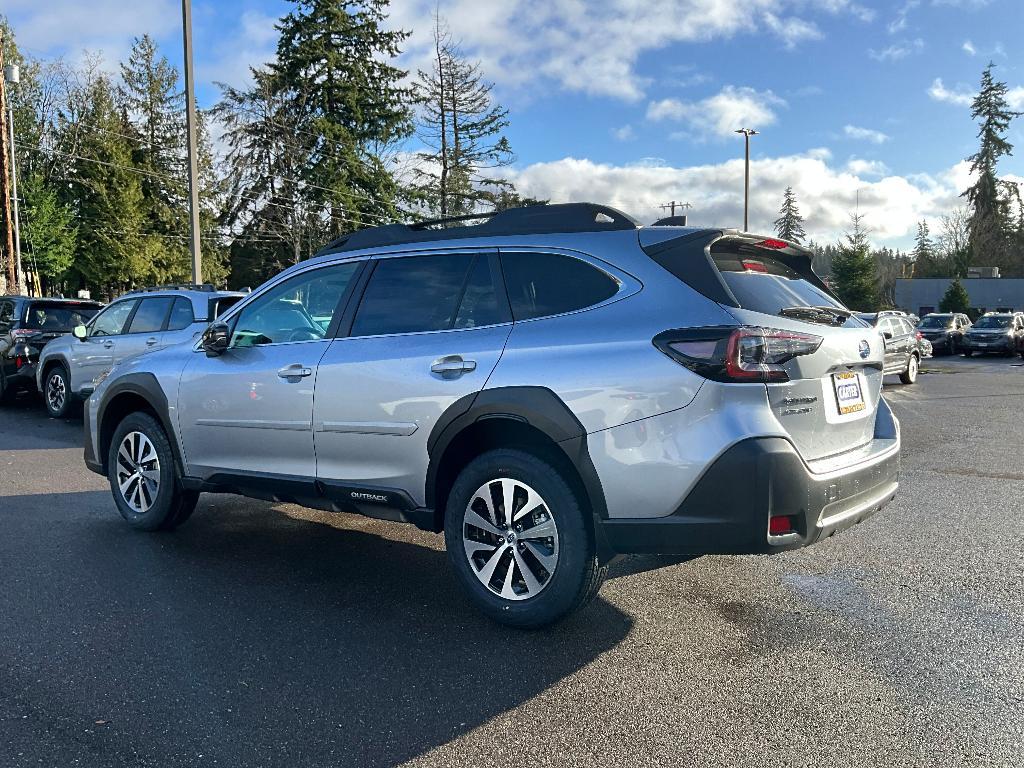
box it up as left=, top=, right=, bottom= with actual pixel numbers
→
left=18, top=301, right=101, bottom=354
left=644, top=231, right=885, bottom=464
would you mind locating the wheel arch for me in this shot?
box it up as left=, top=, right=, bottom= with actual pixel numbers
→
left=425, top=387, right=609, bottom=540
left=96, top=374, right=181, bottom=476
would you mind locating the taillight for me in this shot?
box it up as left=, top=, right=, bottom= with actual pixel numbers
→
left=915, top=331, right=923, bottom=340
left=654, top=326, right=823, bottom=383
left=754, top=238, right=789, bottom=250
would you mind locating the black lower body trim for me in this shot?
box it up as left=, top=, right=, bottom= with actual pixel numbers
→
left=598, top=437, right=899, bottom=556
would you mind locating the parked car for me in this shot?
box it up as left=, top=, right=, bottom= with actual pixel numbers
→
left=37, top=285, right=244, bottom=418
left=0, top=296, right=103, bottom=402
left=854, top=312, right=925, bottom=384
left=961, top=312, right=1024, bottom=356
left=83, top=204, right=900, bottom=628
left=916, top=312, right=972, bottom=355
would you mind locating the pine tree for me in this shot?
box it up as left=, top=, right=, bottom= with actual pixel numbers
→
left=962, top=63, right=1021, bottom=273
left=413, top=15, right=514, bottom=218
left=939, top=278, right=971, bottom=314
left=270, top=0, right=414, bottom=235
left=830, top=213, right=877, bottom=310
left=773, top=186, right=806, bottom=243
left=910, top=220, right=946, bottom=277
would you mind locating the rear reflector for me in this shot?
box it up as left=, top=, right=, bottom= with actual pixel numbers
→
left=769, top=515, right=796, bottom=536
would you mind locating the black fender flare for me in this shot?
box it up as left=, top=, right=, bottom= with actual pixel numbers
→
left=425, top=386, right=609, bottom=521
left=94, top=372, right=182, bottom=475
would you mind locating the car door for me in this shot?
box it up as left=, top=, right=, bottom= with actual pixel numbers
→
left=312, top=251, right=512, bottom=502
left=879, top=318, right=898, bottom=371
left=118, top=296, right=176, bottom=362
left=74, top=298, right=139, bottom=389
left=176, top=261, right=362, bottom=480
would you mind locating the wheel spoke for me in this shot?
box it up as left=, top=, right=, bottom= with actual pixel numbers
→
left=524, top=540, right=557, bottom=571
left=465, top=507, right=501, bottom=536
left=499, top=553, right=518, bottom=599
left=500, top=478, right=516, bottom=528
left=478, top=484, right=498, bottom=527
left=512, top=547, right=542, bottom=594
left=139, top=467, right=160, bottom=484
left=464, top=537, right=498, bottom=559
left=118, top=443, right=134, bottom=469
left=512, top=486, right=544, bottom=523
left=476, top=543, right=507, bottom=584
left=520, top=518, right=555, bottom=540
left=118, top=472, right=136, bottom=495
left=117, top=432, right=160, bottom=514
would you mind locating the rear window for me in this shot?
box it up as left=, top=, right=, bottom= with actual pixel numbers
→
left=24, top=303, right=100, bottom=330
left=710, top=250, right=843, bottom=316
left=211, top=296, right=243, bottom=320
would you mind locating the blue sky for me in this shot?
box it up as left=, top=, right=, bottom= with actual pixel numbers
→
left=4, top=0, right=1023, bottom=246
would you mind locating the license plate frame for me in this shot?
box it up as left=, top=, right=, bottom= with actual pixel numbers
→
left=832, top=371, right=865, bottom=415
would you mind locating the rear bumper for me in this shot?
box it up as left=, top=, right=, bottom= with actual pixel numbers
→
left=597, top=436, right=899, bottom=556
left=2, top=359, right=37, bottom=389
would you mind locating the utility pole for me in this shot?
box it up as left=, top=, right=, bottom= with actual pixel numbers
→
left=0, top=34, right=16, bottom=293
left=658, top=200, right=692, bottom=224
left=734, top=128, right=758, bottom=231
left=181, top=0, right=202, bottom=284
left=5, top=63, right=23, bottom=294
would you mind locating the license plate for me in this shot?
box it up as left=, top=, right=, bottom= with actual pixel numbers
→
left=832, top=371, right=865, bottom=415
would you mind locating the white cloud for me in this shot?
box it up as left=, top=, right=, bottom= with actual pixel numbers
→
left=613, top=125, right=636, bottom=142
left=962, top=40, right=977, bottom=55
left=843, top=125, right=891, bottom=144
left=1007, top=87, right=1024, bottom=111
left=646, top=86, right=786, bottom=140
left=869, top=39, right=925, bottom=62
left=202, top=10, right=281, bottom=89
left=887, top=1, right=920, bottom=34
left=389, top=0, right=881, bottom=102
left=928, top=78, right=974, bottom=107
left=503, top=151, right=968, bottom=246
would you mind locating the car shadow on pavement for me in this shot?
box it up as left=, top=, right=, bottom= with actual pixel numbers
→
left=1, top=491, right=632, bottom=768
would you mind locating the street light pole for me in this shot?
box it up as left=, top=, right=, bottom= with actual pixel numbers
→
left=181, top=0, right=202, bottom=284
left=734, top=128, right=758, bottom=232
left=5, top=64, right=23, bottom=294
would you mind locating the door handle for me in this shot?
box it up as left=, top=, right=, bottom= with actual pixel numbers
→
left=431, top=355, right=477, bottom=378
left=146, top=337, right=159, bottom=346
left=277, top=364, right=313, bottom=379
left=103, top=341, right=114, bottom=349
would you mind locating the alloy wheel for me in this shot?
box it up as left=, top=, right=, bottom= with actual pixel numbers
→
left=115, top=431, right=161, bottom=514
left=46, top=373, right=66, bottom=413
left=462, top=478, right=559, bottom=601
left=908, top=356, right=918, bottom=382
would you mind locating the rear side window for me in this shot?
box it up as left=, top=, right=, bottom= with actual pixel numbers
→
left=352, top=254, right=477, bottom=337
left=167, top=298, right=195, bottom=331
left=500, top=252, right=618, bottom=321
left=0, top=301, right=15, bottom=333
left=711, top=249, right=843, bottom=315
left=128, top=297, right=174, bottom=334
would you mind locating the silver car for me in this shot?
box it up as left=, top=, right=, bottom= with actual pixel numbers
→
left=83, top=204, right=900, bottom=628
left=38, top=285, right=244, bottom=418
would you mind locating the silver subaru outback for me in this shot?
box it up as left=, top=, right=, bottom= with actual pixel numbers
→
left=83, top=204, right=900, bottom=628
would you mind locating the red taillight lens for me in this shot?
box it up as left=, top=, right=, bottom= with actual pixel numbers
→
left=755, top=238, right=789, bottom=250
left=915, top=331, right=923, bottom=340
left=769, top=515, right=796, bottom=536
left=14, top=356, right=25, bottom=369
left=656, top=326, right=822, bottom=383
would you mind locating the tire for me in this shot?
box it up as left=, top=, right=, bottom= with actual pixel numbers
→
left=962, top=350, right=973, bottom=358
left=443, top=448, right=606, bottom=629
left=899, top=354, right=919, bottom=385
left=107, top=411, right=198, bottom=531
left=0, top=370, right=12, bottom=405
left=43, top=365, right=76, bottom=419
left=948, top=338, right=958, bottom=356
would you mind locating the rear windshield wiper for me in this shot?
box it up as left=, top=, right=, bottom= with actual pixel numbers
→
left=778, top=305, right=850, bottom=326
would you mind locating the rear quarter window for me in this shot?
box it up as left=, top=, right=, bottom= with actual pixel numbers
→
left=500, top=252, right=619, bottom=321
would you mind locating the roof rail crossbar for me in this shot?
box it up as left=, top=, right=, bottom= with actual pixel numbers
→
left=124, top=283, right=217, bottom=294
left=316, top=203, right=640, bottom=256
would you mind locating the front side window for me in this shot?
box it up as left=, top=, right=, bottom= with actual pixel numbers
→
left=231, top=262, right=359, bottom=347
left=128, top=297, right=174, bottom=334
left=501, top=251, right=619, bottom=321
left=89, top=300, right=138, bottom=337
left=351, top=254, right=479, bottom=337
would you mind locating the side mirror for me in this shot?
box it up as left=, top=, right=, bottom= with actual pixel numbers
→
left=72, top=324, right=88, bottom=341
left=202, top=322, right=231, bottom=357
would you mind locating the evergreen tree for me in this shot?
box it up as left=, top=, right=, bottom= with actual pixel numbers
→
left=962, top=63, right=1021, bottom=273
left=270, top=0, right=414, bottom=235
left=413, top=16, right=514, bottom=218
left=19, top=171, right=77, bottom=288
left=910, top=220, right=946, bottom=277
left=939, top=278, right=971, bottom=314
left=773, top=186, right=806, bottom=243
left=830, top=213, right=877, bottom=310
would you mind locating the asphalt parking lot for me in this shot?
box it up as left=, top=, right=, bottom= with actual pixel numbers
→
left=2, top=355, right=1023, bottom=768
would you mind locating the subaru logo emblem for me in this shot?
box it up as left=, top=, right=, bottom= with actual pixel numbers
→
left=858, top=340, right=870, bottom=359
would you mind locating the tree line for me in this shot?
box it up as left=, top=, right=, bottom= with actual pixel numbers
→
left=1, top=1, right=531, bottom=298
left=773, top=62, right=1021, bottom=312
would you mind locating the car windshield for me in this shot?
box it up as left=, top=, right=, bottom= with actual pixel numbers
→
left=918, top=316, right=952, bottom=328
left=973, top=316, right=1011, bottom=329
left=24, top=303, right=100, bottom=330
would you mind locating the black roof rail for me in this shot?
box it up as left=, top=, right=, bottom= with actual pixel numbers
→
left=317, top=203, right=640, bottom=256
left=123, top=283, right=218, bottom=294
